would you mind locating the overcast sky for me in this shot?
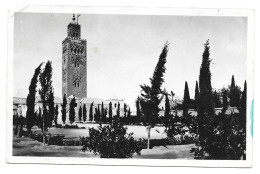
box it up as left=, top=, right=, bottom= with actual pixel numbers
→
left=14, top=13, right=247, bottom=109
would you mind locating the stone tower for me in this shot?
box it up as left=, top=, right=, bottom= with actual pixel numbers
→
left=62, top=14, right=87, bottom=98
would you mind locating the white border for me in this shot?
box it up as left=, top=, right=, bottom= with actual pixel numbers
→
left=6, top=5, right=255, bottom=167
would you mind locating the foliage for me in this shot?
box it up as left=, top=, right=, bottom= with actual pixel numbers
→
left=213, top=90, right=222, bottom=108
left=109, top=102, right=112, bottom=124
left=83, top=104, right=87, bottom=122
left=163, top=93, right=171, bottom=129
left=69, top=97, right=76, bottom=124
left=82, top=117, right=145, bottom=158
left=136, top=97, right=141, bottom=123
left=48, top=89, right=55, bottom=127
left=101, top=102, right=106, bottom=122
left=139, top=42, right=169, bottom=127
left=194, top=81, right=200, bottom=111
left=79, top=105, right=82, bottom=122
left=139, top=42, right=169, bottom=149
left=54, top=104, right=59, bottom=126
left=194, top=40, right=215, bottom=158
left=229, top=75, right=242, bottom=107
left=183, top=81, right=191, bottom=116
left=89, top=102, right=93, bottom=121
left=26, top=63, right=43, bottom=132
left=116, top=102, right=120, bottom=117
left=61, top=94, right=67, bottom=124
left=39, top=61, right=53, bottom=144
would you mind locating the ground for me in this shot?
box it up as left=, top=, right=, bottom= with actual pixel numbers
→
left=13, top=124, right=195, bottom=159
left=13, top=136, right=195, bottom=159
left=32, top=123, right=167, bottom=139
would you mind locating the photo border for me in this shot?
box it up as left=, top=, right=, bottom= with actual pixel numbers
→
left=6, top=5, right=255, bottom=167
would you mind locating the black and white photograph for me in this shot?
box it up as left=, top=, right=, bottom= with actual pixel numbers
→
left=6, top=6, right=254, bottom=167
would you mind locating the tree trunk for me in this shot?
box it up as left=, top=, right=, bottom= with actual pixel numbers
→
left=147, top=126, right=151, bottom=149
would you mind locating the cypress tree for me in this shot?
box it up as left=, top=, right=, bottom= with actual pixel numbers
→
left=239, top=81, right=247, bottom=128
left=194, top=81, right=199, bottom=111
left=213, top=90, right=221, bottom=108
left=83, top=104, right=87, bottom=122
left=39, top=61, right=53, bottom=144
left=127, top=107, right=131, bottom=124
left=117, top=102, right=120, bottom=117
left=196, top=40, right=215, bottom=158
left=109, top=102, right=112, bottom=124
left=136, top=97, right=141, bottom=122
left=139, top=42, right=169, bottom=149
left=222, top=90, right=228, bottom=114
left=94, top=108, right=98, bottom=121
left=79, top=105, right=82, bottom=122
left=183, top=81, right=191, bottom=116
left=26, top=63, right=43, bottom=134
left=101, top=102, right=105, bottom=122
left=89, top=102, right=93, bottom=121
left=61, top=94, right=67, bottom=125
left=69, top=97, right=76, bottom=125
left=97, top=104, right=101, bottom=121
left=54, top=104, right=59, bottom=126
left=124, top=103, right=127, bottom=117
left=229, top=75, right=241, bottom=107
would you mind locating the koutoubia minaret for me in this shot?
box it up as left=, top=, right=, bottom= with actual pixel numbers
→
left=62, top=14, right=87, bottom=98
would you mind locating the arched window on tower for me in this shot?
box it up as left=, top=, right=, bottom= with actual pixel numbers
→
left=73, top=78, right=81, bottom=88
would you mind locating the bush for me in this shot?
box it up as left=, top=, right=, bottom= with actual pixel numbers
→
left=55, top=124, right=63, bottom=128
left=63, top=124, right=86, bottom=129
left=82, top=117, right=145, bottom=158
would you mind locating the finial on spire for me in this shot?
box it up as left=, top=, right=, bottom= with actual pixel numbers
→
left=72, top=14, right=76, bottom=22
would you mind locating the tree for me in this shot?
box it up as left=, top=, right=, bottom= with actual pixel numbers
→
left=61, top=94, right=67, bottom=125
left=82, top=117, right=145, bottom=158
left=117, top=102, right=120, bottom=117
left=101, top=102, right=105, bottom=122
left=139, top=42, right=169, bottom=149
left=109, top=102, right=112, bottom=124
left=79, top=105, right=82, bottom=122
left=54, top=104, right=59, bottom=126
left=213, top=90, right=221, bottom=108
left=26, top=63, right=43, bottom=135
left=127, top=107, right=131, bottom=124
left=136, top=97, right=141, bottom=123
left=183, top=81, right=191, bottom=116
left=222, top=90, right=228, bottom=113
left=124, top=103, right=127, bottom=117
left=89, top=102, right=93, bottom=121
left=69, top=97, right=76, bottom=124
left=239, top=80, right=247, bottom=130
left=39, top=61, right=53, bottom=144
left=164, top=92, right=170, bottom=129
left=83, top=104, right=87, bottom=122
left=97, top=104, right=101, bottom=121
left=229, top=75, right=242, bottom=107
left=194, top=81, right=200, bottom=111
left=193, top=40, right=215, bottom=158
left=48, top=89, right=55, bottom=127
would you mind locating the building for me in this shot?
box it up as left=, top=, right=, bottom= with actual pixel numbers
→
left=62, top=14, right=87, bottom=98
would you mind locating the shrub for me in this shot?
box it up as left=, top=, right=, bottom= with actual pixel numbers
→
left=63, top=124, right=86, bottom=129
left=82, top=117, right=145, bottom=158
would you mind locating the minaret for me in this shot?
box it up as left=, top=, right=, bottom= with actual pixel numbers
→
left=62, top=14, right=87, bottom=98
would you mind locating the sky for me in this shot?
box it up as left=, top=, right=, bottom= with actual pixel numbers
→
left=13, top=12, right=247, bottom=109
